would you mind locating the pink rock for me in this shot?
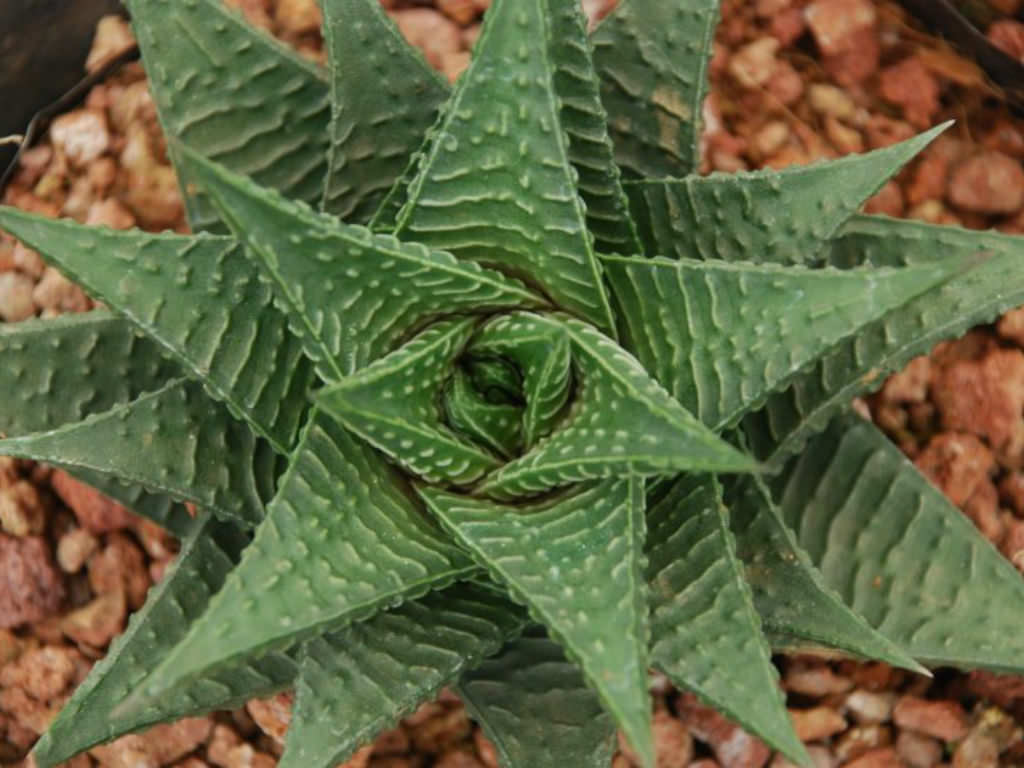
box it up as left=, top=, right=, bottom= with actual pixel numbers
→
left=790, top=707, right=847, bottom=742
left=932, top=349, right=1024, bottom=449
left=50, top=470, right=135, bottom=534
left=948, top=151, right=1024, bottom=215
left=0, top=534, right=65, bottom=628
left=893, top=696, right=969, bottom=742
left=914, top=433, right=994, bottom=507
left=49, top=110, right=110, bottom=168
left=805, top=0, right=877, bottom=56
left=879, top=57, right=940, bottom=130
left=678, top=693, right=771, bottom=768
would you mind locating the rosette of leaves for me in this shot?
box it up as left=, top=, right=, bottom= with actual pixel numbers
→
left=3, top=0, right=1024, bottom=766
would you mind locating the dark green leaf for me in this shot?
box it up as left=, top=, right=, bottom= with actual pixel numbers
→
left=775, top=414, right=1024, bottom=673
left=592, top=0, right=720, bottom=179
left=458, top=630, right=618, bottom=768
left=647, top=475, right=807, bottom=765
left=280, top=584, right=527, bottom=768
left=422, top=478, right=654, bottom=767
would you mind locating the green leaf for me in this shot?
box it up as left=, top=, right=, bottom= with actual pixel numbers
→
left=0, top=379, right=266, bottom=528
left=421, top=478, right=654, bottom=768
left=124, top=411, right=476, bottom=711
left=743, top=216, right=1024, bottom=467
left=602, top=253, right=968, bottom=429
left=476, top=315, right=756, bottom=499
left=471, top=313, right=571, bottom=449
left=775, top=414, right=1024, bottom=673
left=179, top=145, right=544, bottom=382
left=280, top=584, right=527, bottom=768
left=0, top=311, right=179, bottom=437
left=546, top=0, right=640, bottom=255
left=32, top=512, right=297, bottom=768
left=726, top=476, right=927, bottom=674
left=625, top=124, right=948, bottom=263
left=320, top=0, right=450, bottom=223
left=0, top=208, right=313, bottom=453
left=592, top=0, right=720, bottom=179
left=392, top=0, right=617, bottom=336
left=444, top=368, right=524, bottom=460
left=318, top=318, right=503, bottom=485
left=457, top=630, right=618, bottom=768
left=125, top=0, right=330, bottom=230
left=647, top=475, right=807, bottom=766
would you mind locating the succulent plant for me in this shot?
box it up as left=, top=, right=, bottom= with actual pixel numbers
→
left=4, top=0, right=1024, bottom=766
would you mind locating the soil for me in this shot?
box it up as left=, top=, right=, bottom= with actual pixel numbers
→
left=3, top=1, right=1024, bottom=767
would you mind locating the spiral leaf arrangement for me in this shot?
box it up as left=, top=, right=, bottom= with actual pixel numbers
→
left=3, top=1, right=1024, bottom=766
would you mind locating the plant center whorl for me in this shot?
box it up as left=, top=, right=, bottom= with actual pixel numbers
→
left=440, top=311, right=574, bottom=472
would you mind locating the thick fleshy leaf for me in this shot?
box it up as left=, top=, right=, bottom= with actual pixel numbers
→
left=625, top=125, right=948, bottom=263
left=603, top=254, right=968, bottom=429
left=647, top=475, right=807, bottom=765
left=546, top=0, right=640, bottom=255
left=726, top=476, right=926, bottom=673
left=421, top=479, right=654, bottom=768
left=0, top=208, right=313, bottom=453
left=775, top=414, right=1024, bottom=673
left=125, top=0, right=330, bottom=230
left=0, top=379, right=266, bottom=528
left=32, top=513, right=296, bottom=768
left=476, top=315, right=756, bottom=499
left=0, top=311, right=178, bottom=437
left=392, top=0, right=617, bottom=335
left=180, top=146, right=544, bottom=382
left=457, top=630, right=618, bottom=768
left=124, top=411, right=476, bottom=710
left=444, top=368, right=524, bottom=460
left=320, top=0, right=449, bottom=223
left=743, top=216, right=1024, bottom=467
left=592, top=0, right=720, bottom=179
left=280, top=584, right=527, bottom=768
left=317, top=319, right=502, bottom=485
left=471, top=313, right=572, bottom=448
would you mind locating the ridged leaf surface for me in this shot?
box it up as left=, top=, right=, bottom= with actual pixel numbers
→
left=280, top=584, right=527, bottom=768
left=422, top=479, right=654, bottom=768
left=0, top=208, right=312, bottom=452
left=125, top=0, right=330, bottom=229
left=393, top=0, right=617, bottom=335
left=0, top=380, right=267, bottom=527
left=33, top=513, right=296, bottom=768
left=181, top=147, right=543, bottom=381
left=744, top=216, right=1024, bottom=467
left=646, top=475, right=807, bottom=765
left=727, top=477, right=925, bottom=672
left=603, top=254, right=966, bottom=429
left=127, top=412, right=476, bottom=709
left=775, top=415, right=1024, bottom=673
left=320, top=0, right=449, bottom=223
left=625, top=125, right=946, bottom=263
left=477, top=316, right=756, bottom=498
left=592, top=0, right=720, bottom=179
left=458, top=631, right=617, bottom=768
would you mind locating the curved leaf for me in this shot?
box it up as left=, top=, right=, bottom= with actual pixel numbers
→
left=180, top=146, right=544, bottom=382
left=603, top=253, right=967, bottom=429
left=392, top=0, right=617, bottom=335
left=775, top=414, right=1024, bottom=673
left=123, top=411, right=476, bottom=711
left=0, top=379, right=267, bottom=528
left=320, top=0, right=449, bottom=222
left=422, top=478, right=654, bottom=768
left=125, top=0, right=330, bottom=230
left=280, top=584, right=526, bottom=768
left=458, top=630, right=618, bottom=768
left=625, top=124, right=947, bottom=263
left=592, top=0, right=720, bottom=179
left=647, top=475, right=808, bottom=766
left=0, top=209, right=312, bottom=453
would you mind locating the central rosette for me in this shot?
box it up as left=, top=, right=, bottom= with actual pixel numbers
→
left=316, top=310, right=754, bottom=500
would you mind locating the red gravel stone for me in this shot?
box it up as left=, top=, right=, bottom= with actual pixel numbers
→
left=879, top=57, right=940, bottom=130
left=892, top=696, right=969, bottom=742
left=0, top=534, right=65, bottom=628
left=50, top=471, right=135, bottom=534
left=678, top=693, right=771, bottom=768
left=932, top=349, right=1024, bottom=449
left=948, top=151, right=1024, bottom=215
left=914, top=433, right=994, bottom=507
